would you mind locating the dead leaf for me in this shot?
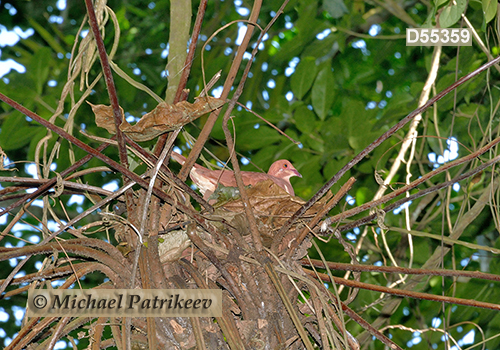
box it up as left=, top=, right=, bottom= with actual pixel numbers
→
left=89, top=97, right=225, bottom=142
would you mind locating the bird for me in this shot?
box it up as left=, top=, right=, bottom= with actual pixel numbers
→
left=170, top=151, right=302, bottom=199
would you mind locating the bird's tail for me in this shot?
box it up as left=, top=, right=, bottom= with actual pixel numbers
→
left=171, top=151, right=187, bottom=165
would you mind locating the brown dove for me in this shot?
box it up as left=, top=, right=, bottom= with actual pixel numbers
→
left=171, top=151, right=302, bottom=199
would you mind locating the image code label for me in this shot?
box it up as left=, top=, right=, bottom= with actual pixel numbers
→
left=406, top=28, right=472, bottom=46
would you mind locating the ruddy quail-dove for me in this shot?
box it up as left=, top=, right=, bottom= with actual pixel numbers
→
left=171, top=151, right=302, bottom=199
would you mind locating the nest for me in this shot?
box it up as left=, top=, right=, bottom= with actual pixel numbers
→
left=212, top=180, right=332, bottom=248
left=157, top=179, right=333, bottom=261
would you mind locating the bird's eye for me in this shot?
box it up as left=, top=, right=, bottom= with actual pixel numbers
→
left=283, top=163, right=288, bottom=168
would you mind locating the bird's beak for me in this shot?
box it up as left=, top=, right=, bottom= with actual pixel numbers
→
left=293, top=169, right=302, bottom=178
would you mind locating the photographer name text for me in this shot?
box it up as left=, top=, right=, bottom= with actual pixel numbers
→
left=27, top=289, right=222, bottom=317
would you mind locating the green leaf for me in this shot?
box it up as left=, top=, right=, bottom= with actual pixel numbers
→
left=435, top=0, right=449, bottom=7
left=291, top=57, right=318, bottom=100
left=236, top=125, right=282, bottom=151
left=273, top=2, right=328, bottom=63
left=27, top=17, right=66, bottom=54
left=439, top=0, right=467, bottom=28
left=482, top=0, right=498, bottom=23
left=323, top=0, right=349, bottom=18
left=0, top=112, right=44, bottom=151
left=211, top=116, right=227, bottom=140
left=1, top=125, right=44, bottom=151
left=250, top=145, right=282, bottom=169
left=0, top=73, right=37, bottom=105
left=321, top=116, right=349, bottom=152
left=323, top=159, right=351, bottom=194
left=343, top=101, right=379, bottom=151
left=348, top=133, right=379, bottom=151
left=29, top=47, right=52, bottom=94
left=301, top=133, right=325, bottom=153
left=311, top=67, right=335, bottom=120
left=377, top=92, right=416, bottom=126
left=294, top=105, right=316, bottom=134
left=296, top=1, right=319, bottom=33
left=355, top=187, right=371, bottom=205
left=292, top=154, right=323, bottom=197
left=27, top=128, right=51, bottom=161
left=458, top=103, right=484, bottom=116
left=345, top=101, right=367, bottom=135
left=302, top=34, right=339, bottom=61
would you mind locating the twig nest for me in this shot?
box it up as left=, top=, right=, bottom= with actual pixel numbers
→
left=212, top=180, right=333, bottom=247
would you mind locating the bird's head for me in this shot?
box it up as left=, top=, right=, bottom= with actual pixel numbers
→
left=268, top=160, right=302, bottom=181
